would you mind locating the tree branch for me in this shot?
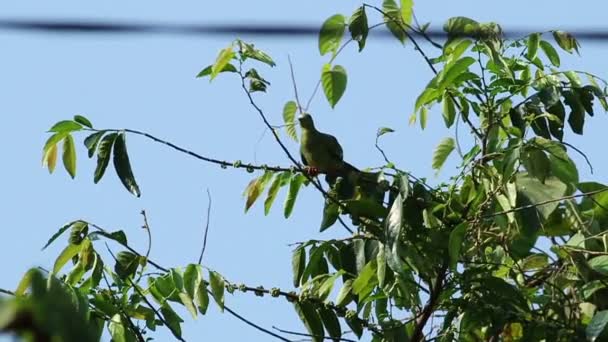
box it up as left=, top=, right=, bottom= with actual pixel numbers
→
left=411, top=263, right=448, bottom=342
left=197, top=189, right=212, bottom=264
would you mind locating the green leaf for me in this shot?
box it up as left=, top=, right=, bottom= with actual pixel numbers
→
left=210, top=46, right=235, bottom=81
left=522, top=148, right=550, bottom=183
left=94, top=133, right=117, bottom=183
left=114, top=251, right=139, bottom=279
left=539, top=40, right=560, bottom=67
left=108, top=315, right=129, bottom=342
left=196, top=281, right=210, bottom=315
left=84, top=131, right=106, bottom=158
left=318, top=14, right=346, bottom=56
left=53, top=243, right=84, bottom=274
left=563, top=90, right=585, bottom=134
left=349, top=6, right=368, bottom=52
left=382, top=0, right=406, bottom=43
left=293, top=302, right=324, bottom=342
left=385, top=194, right=406, bottom=277
left=160, top=304, right=183, bottom=337
left=209, top=270, right=225, bottom=312
left=515, top=172, right=567, bottom=219
left=284, top=173, right=306, bottom=218
left=587, top=310, right=608, bottom=341
left=244, top=171, right=273, bottom=212
left=352, top=260, right=377, bottom=300
left=442, top=94, right=456, bottom=128
left=62, top=134, right=77, bottom=179
left=335, top=279, right=354, bottom=307
left=42, top=132, right=67, bottom=173
left=419, top=106, right=428, bottom=130
left=432, top=137, right=455, bottom=172
left=443, top=17, right=480, bottom=38
left=113, top=133, right=141, bottom=197
left=42, top=221, right=77, bottom=250
left=448, top=223, right=467, bottom=270
left=282, top=101, right=298, bottom=142
left=589, top=256, right=608, bottom=275
left=178, top=292, right=198, bottom=319
left=377, top=127, right=395, bottom=138
left=400, top=0, right=414, bottom=25
left=527, top=33, right=540, bottom=60
left=73, top=115, right=93, bottom=128
left=196, top=63, right=237, bottom=78
left=238, top=41, right=276, bottom=67
left=438, top=57, right=476, bottom=90
left=15, top=268, right=38, bottom=296
left=320, top=199, right=339, bottom=232
left=553, top=30, right=579, bottom=54
left=317, top=306, right=341, bottom=341
left=321, top=64, right=348, bottom=108
left=264, top=171, right=291, bottom=215
left=346, top=314, right=364, bottom=338
left=292, top=246, right=306, bottom=287
left=49, top=120, right=83, bottom=133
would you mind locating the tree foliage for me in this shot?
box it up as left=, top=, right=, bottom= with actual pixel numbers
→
left=4, top=1, right=608, bottom=342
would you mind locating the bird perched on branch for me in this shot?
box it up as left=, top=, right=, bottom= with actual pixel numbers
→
left=298, top=113, right=360, bottom=199
left=298, top=113, right=358, bottom=181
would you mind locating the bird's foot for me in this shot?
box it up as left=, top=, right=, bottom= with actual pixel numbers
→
left=304, top=166, right=320, bottom=177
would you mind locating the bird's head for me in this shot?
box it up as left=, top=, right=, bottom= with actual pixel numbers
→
left=298, top=113, right=315, bottom=130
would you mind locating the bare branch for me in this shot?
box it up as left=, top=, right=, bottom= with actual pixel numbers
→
left=198, top=189, right=212, bottom=264
left=272, top=326, right=356, bottom=342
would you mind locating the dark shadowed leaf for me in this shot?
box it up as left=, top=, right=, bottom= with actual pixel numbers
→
left=349, top=6, right=368, bottom=51
left=448, top=223, right=467, bottom=270
left=113, top=133, right=141, bottom=197
left=94, top=133, right=117, bottom=183
left=84, top=130, right=106, bottom=158
left=292, top=246, right=306, bottom=287
left=73, top=115, right=93, bottom=128
left=587, top=310, right=608, bottom=341
left=293, top=302, right=324, bottom=342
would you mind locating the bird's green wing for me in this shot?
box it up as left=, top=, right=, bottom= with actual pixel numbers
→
left=320, top=132, right=343, bottom=163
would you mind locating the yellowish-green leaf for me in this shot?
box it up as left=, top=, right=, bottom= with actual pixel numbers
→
left=62, top=134, right=77, bottom=179
left=53, top=243, right=84, bottom=275
left=282, top=101, right=298, bottom=142
left=210, top=46, right=235, bottom=81
left=400, top=0, right=414, bottom=25
left=432, top=137, right=455, bottom=171
left=244, top=171, right=273, bottom=212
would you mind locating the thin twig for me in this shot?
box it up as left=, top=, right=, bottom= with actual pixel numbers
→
left=0, top=288, right=15, bottom=296
left=480, top=187, right=608, bottom=219
left=198, top=189, right=212, bottom=264
left=222, top=306, right=292, bottom=341
left=272, top=326, right=356, bottom=342
left=100, top=263, right=146, bottom=342
left=287, top=55, right=303, bottom=112
left=562, top=141, right=594, bottom=174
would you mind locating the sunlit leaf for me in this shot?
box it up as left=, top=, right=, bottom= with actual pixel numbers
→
left=284, top=173, right=306, bottom=218
left=210, top=46, right=235, bottom=81
left=209, top=270, right=225, bottom=311
left=432, top=137, right=455, bottom=172
left=62, top=134, right=77, bottom=179
left=319, top=14, right=346, bottom=55
left=321, top=64, right=348, bottom=108
left=281, top=100, right=299, bottom=142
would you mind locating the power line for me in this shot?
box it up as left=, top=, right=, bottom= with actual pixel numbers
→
left=2, top=18, right=608, bottom=41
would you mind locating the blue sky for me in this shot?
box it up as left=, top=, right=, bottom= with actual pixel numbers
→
left=2, top=1, right=608, bottom=341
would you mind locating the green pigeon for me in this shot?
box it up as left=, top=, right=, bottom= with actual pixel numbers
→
left=298, top=113, right=359, bottom=197
left=298, top=113, right=357, bottom=177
